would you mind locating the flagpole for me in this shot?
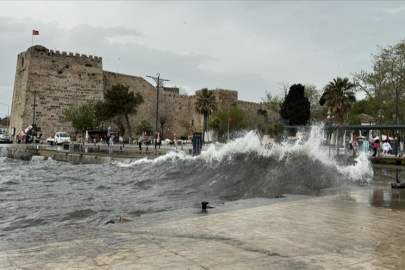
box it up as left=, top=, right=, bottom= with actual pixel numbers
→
left=32, top=33, right=33, bottom=46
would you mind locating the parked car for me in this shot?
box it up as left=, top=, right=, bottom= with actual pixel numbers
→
left=47, top=132, right=71, bottom=145
left=0, top=133, right=11, bottom=143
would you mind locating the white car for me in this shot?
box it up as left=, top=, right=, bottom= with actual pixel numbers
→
left=48, top=132, right=71, bottom=145
left=0, top=133, right=10, bottom=143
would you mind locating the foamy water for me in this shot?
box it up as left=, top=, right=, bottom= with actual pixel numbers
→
left=0, top=126, right=373, bottom=250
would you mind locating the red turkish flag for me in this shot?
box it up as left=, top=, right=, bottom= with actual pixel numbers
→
left=33, top=30, right=39, bottom=35
left=228, top=118, right=232, bottom=122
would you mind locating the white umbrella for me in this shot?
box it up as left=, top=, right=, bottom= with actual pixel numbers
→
left=208, top=131, right=212, bottom=142
left=369, top=130, right=373, bottom=143
left=350, top=133, right=353, bottom=144
left=85, top=130, right=89, bottom=140
left=107, top=127, right=110, bottom=137
left=330, top=133, right=335, bottom=145
left=204, top=131, right=208, bottom=143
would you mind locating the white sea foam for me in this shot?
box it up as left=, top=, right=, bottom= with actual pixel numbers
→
left=115, top=125, right=373, bottom=182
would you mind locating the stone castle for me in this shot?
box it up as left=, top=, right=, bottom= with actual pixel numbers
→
left=9, top=45, right=271, bottom=140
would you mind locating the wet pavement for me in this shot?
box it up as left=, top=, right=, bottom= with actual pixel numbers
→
left=2, top=177, right=405, bottom=269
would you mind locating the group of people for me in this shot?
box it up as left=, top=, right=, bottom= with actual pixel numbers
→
left=371, top=139, right=393, bottom=157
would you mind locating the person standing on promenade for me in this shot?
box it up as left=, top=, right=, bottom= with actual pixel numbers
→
left=138, top=135, right=142, bottom=150
left=382, top=140, right=392, bottom=157
left=372, top=139, right=380, bottom=157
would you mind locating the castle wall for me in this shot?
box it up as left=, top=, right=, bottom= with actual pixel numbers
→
left=102, top=71, right=203, bottom=140
left=10, top=45, right=104, bottom=138
left=10, top=50, right=30, bottom=136
left=10, top=46, right=274, bottom=142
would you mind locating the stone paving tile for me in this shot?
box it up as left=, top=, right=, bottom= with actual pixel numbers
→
left=2, top=189, right=405, bottom=269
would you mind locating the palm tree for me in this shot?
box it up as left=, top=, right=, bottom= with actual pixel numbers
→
left=195, top=88, right=218, bottom=141
left=321, top=77, right=356, bottom=123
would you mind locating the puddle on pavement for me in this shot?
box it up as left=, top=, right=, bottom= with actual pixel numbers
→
left=332, top=166, right=405, bottom=213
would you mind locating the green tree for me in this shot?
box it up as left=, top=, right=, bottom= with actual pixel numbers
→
left=265, top=123, right=284, bottom=140
left=207, top=106, right=268, bottom=140
left=280, top=84, right=310, bottom=125
left=353, top=39, right=405, bottom=124
left=195, top=88, right=218, bottom=141
left=304, top=84, right=327, bottom=124
left=350, top=99, right=374, bottom=116
left=320, top=77, right=356, bottom=124
left=59, top=101, right=100, bottom=139
left=0, top=116, right=10, bottom=126
left=95, top=84, right=144, bottom=144
left=262, top=91, right=283, bottom=114
left=208, top=106, right=245, bottom=139
left=135, top=120, right=153, bottom=137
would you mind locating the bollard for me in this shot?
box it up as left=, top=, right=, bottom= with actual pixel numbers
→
left=98, top=145, right=100, bottom=150
left=201, top=201, right=209, bottom=210
left=146, top=146, right=148, bottom=151
left=120, top=146, right=122, bottom=150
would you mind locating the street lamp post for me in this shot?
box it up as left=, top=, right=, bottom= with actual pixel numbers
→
left=0, top=103, right=10, bottom=131
left=146, top=73, right=169, bottom=152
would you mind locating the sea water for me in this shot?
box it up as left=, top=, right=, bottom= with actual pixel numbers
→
left=0, top=126, right=373, bottom=250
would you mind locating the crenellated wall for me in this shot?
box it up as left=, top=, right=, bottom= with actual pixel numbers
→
left=10, top=45, right=273, bottom=141
left=10, top=45, right=104, bottom=138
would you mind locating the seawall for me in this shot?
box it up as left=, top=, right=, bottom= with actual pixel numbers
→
left=1, top=144, right=167, bottom=164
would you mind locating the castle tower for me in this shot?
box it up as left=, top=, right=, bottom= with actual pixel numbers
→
left=9, top=45, right=104, bottom=138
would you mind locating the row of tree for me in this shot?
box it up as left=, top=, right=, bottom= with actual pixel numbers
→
left=264, top=38, right=405, bottom=129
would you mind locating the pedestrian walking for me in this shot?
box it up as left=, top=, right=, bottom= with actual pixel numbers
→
left=138, top=135, right=142, bottom=150
left=372, top=139, right=380, bottom=157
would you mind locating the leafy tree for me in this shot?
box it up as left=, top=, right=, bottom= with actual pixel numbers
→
left=0, top=116, right=10, bottom=126
left=265, top=123, right=284, bottom=140
left=353, top=39, right=405, bottom=124
left=320, top=77, right=356, bottom=124
left=208, top=106, right=245, bottom=139
left=112, top=115, right=125, bottom=137
left=350, top=99, right=374, bottom=116
left=207, top=106, right=268, bottom=140
left=195, top=88, right=218, bottom=141
left=95, top=84, right=144, bottom=144
left=262, top=91, right=283, bottom=114
left=135, top=120, right=153, bottom=137
left=280, top=84, right=310, bottom=125
left=59, top=101, right=100, bottom=139
left=304, top=84, right=327, bottom=124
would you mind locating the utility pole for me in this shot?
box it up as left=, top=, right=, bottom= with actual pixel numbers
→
left=146, top=74, right=169, bottom=152
left=31, top=90, right=38, bottom=125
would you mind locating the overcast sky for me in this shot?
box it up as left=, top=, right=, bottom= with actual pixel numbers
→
left=1, top=1, right=405, bottom=118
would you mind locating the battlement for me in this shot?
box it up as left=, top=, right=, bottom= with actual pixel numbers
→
left=27, top=46, right=102, bottom=63
left=238, top=100, right=259, bottom=106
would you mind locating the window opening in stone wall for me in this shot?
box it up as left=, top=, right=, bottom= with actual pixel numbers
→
left=65, top=63, right=69, bottom=68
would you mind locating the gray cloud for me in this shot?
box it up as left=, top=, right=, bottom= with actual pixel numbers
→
left=1, top=1, right=405, bottom=117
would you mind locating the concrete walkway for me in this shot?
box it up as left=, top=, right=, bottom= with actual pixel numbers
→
left=2, top=187, right=405, bottom=269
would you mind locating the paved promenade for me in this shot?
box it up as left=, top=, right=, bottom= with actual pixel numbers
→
left=2, top=185, right=405, bottom=269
